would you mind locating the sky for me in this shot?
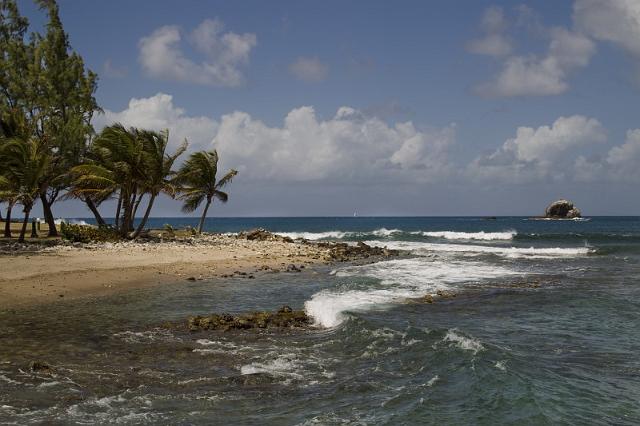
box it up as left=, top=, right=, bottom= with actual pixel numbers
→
left=18, top=0, right=640, bottom=217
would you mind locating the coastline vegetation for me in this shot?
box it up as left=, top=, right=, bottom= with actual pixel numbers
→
left=0, top=0, right=236, bottom=242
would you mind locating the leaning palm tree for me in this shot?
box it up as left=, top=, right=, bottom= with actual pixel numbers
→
left=69, top=124, right=145, bottom=237
left=175, top=150, right=237, bottom=234
left=130, top=129, right=187, bottom=238
left=0, top=137, right=50, bottom=242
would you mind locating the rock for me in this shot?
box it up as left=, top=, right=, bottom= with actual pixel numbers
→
left=186, top=276, right=197, bottom=281
left=29, top=361, right=52, bottom=374
left=188, top=306, right=311, bottom=331
left=238, top=229, right=294, bottom=243
left=545, top=199, right=582, bottom=218
left=286, top=264, right=301, bottom=272
left=316, top=241, right=399, bottom=262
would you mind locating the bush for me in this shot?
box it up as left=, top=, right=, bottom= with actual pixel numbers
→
left=60, top=223, right=120, bottom=243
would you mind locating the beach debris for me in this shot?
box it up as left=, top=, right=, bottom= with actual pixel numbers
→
left=186, top=276, right=197, bottom=281
left=544, top=199, right=582, bottom=218
left=188, top=306, right=311, bottom=331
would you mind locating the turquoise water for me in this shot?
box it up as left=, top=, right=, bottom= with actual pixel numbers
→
left=1, top=217, right=639, bottom=424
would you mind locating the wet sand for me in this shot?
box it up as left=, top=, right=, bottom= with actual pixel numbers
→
left=0, top=235, right=329, bottom=308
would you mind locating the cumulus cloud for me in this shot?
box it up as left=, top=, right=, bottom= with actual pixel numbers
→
left=466, top=6, right=512, bottom=57
left=138, top=19, right=256, bottom=87
left=476, top=27, right=595, bottom=97
left=574, top=0, right=640, bottom=57
left=93, top=93, right=219, bottom=152
left=469, top=115, right=606, bottom=182
left=94, top=94, right=455, bottom=184
left=213, top=106, right=455, bottom=183
left=289, top=56, right=329, bottom=82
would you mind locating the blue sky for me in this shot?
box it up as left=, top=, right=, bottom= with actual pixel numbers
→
left=19, top=0, right=640, bottom=216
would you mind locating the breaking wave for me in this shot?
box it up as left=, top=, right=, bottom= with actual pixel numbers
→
left=305, top=258, right=521, bottom=328
left=418, top=230, right=517, bottom=240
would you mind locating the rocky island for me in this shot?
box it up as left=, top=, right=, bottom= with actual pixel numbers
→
left=544, top=199, right=582, bottom=219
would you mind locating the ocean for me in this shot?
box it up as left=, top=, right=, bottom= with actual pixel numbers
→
left=1, top=216, right=639, bottom=424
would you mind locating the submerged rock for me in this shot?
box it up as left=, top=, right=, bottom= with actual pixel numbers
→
left=545, top=199, right=582, bottom=218
left=188, top=306, right=311, bottom=331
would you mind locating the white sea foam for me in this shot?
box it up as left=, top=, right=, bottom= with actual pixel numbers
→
left=371, top=228, right=402, bottom=237
left=305, top=258, right=520, bottom=328
left=418, top=230, right=517, bottom=240
left=240, top=355, right=304, bottom=379
left=276, top=227, right=402, bottom=241
left=443, top=329, right=484, bottom=354
left=365, top=240, right=592, bottom=259
left=276, top=231, right=348, bottom=240
left=52, top=218, right=89, bottom=226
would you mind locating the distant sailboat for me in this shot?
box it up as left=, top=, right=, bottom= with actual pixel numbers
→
left=353, top=212, right=357, bottom=217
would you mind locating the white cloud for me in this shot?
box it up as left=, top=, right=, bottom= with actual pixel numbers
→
left=93, top=93, right=219, bottom=152
left=213, top=106, right=455, bottom=183
left=469, top=115, right=606, bottom=182
left=94, top=94, right=455, bottom=184
left=138, top=19, right=256, bottom=87
left=574, top=129, right=640, bottom=182
left=574, top=0, right=640, bottom=57
left=289, top=56, right=329, bottom=82
left=476, top=27, right=595, bottom=97
left=466, top=6, right=512, bottom=57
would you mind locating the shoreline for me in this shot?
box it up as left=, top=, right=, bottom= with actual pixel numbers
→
left=0, top=234, right=333, bottom=309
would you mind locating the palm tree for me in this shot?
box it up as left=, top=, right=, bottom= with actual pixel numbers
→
left=131, top=129, right=187, bottom=238
left=175, top=150, right=237, bottom=234
left=0, top=137, right=50, bottom=242
left=69, top=123, right=144, bottom=237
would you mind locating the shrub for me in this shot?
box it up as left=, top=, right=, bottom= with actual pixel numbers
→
left=60, top=223, right=120, bottom=243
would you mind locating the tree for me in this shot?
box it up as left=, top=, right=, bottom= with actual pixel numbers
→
left=69, top=124, right=143, bottom=237
left=30, top=0, right=99, bottom=237
left=131, top=129, right=187, bottom=238
left=0, top=136, right=50, bottom=242
left=176, top=150, right=237, bottom=234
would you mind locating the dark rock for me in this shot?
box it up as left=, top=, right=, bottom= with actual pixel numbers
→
left=238, top=229, right=294, bottom=243
left=186, top=276, right=197, bottom=281
left=286, top=264, right=301, bottom=272
left=545, top=199, right=582, bottom=218
left=29, top=361, right=52, bottom=374
left=316, top=241, right=399, bottom=262
left=188, top=306, right=311, bottom=331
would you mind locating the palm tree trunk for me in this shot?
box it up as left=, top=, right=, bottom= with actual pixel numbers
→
left=197, top=198, right=212, bottom=234
left=40, top=193, right=58, bottom=237
left=114, top=192, right=122, bottom=228
left=18, top=207, right=31, bottom=243
left=85, top=198, right=106, bottom=227
left=4, top=203, right=13, bottom=238
left=120, top=189, right=132, bottom=237
left=132, top=193, right=156, bottom=239
left=128, top=189, right=137, bottom=232
left=132, top=192, right=144, bottom=220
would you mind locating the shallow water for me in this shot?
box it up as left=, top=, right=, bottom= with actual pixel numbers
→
left=1, top=217, right=640, bottom=424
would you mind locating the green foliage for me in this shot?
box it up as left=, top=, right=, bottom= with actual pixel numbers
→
left=59, top=222, right=119, bottom=243
left=175, top=149, right=237, bottom=234
left=162, top=223, right=175, bottom=238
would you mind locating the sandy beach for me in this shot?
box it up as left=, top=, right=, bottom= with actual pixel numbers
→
left=0, top=235, right=331, bottom=308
